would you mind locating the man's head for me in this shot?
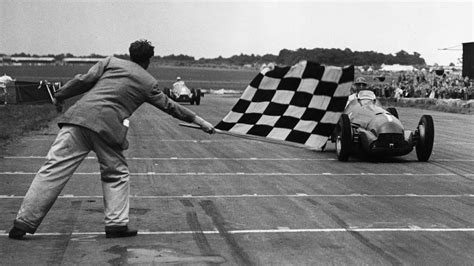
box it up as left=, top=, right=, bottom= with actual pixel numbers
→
left=129, top=39, right=154, bottom=69
left=353, top=77, right=368, bottom=92
left=357, top=90, right=376, bottom=106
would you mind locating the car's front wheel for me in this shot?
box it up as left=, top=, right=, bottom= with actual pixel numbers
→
left=163, top=87, right=171, bottom=98
left=415, top=115, right=434, bottom=161
left=336, top=114, right=352, bottom=161
left=190, top=89, right=196, bottom=105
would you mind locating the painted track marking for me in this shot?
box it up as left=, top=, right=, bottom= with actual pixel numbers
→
left=0, top=171, right=462, bottom=176
left=1, top=194, right=473, bottom=199
left=2, top=156, right=474, bottom=162
left=1, top=227, right=474, bottom=237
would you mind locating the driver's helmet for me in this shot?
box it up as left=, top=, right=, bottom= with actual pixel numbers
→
left=176, top=77, right=181, bottom=81
left=357, top=90, right=376, bottom=102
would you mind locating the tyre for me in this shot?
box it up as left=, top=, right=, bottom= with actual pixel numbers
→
left=335, top=114, right=352, bottom=161
left=415, top=115, right=434, bottom=161
left=190, top=89, right=195, bottom=105
left=195, top=89, right=201, bottom=105
left=163, top=87, right=171, bottom=97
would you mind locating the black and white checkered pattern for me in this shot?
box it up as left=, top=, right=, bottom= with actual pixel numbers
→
left=215, top=61, right=354, bottom=150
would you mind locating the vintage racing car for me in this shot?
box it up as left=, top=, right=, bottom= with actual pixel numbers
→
left=163, top=78, right=202, bottom=105
left=330, top=90, right=434, bottom=161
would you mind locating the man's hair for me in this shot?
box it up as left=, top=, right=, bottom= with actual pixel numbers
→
left=129, top=39, right=154, bottom=63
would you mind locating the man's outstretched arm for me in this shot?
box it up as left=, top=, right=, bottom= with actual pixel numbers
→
left=54, top=58, right=109, bottom=101
left=147, top=84, right=215, bottom=134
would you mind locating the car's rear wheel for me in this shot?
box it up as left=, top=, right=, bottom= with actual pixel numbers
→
left=415, top=115, right=434, bottom=161
left=195, top=89, right=201, bottom=105
left=386, top=107, right=399, bottom=119
left=335, top=114, right=352, bottom=161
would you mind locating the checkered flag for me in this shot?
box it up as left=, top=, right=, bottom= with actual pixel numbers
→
left=215, top=61, right=354, bottom=150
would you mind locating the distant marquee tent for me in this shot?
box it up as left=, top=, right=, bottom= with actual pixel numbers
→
left=1, top=57, right=103, bottom=65
left=380, top=64, right=415, bottom=72
left=10, top=57, right=55, bottom=64
left=62, top=58, right=103, bottom=64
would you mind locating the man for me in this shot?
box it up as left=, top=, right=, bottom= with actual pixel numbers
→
left=9, top=39, right=215, bottom=240
left=347, top=76, right=369, bottom=105
left=356, top=90, right=377, bottom=106
left=0, top=74, right=14, bottom=105
left=173, top=76, right=185, bottom=88
left=171, top=76, right=187, bottom=96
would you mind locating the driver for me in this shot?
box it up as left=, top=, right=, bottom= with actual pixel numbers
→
left=347, top=77, right=369, bottom=105
left=173, top=76, right=186, bottom=90
left=357, top=90, right=377, bottom=106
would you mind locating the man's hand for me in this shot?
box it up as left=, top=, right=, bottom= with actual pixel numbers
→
left=193, top=116, right=215, bottom=134
left=200, top=120, right=215, bottom=134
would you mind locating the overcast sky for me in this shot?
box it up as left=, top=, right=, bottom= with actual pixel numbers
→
left=1, top=0, right=472, bottom=65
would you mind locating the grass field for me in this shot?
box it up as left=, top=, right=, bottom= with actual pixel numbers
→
left=0, top=64, right=257, bottom=147
left=0, top=104, right=57, bottom=144
left=0, top=64, right=258, bottom=90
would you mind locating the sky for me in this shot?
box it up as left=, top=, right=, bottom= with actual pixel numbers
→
left=1, top=0, right=473, bottom=66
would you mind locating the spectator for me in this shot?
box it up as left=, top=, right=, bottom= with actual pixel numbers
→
left=0, top=74, right=14, bottom=105
left=347, top=77, right=369, bottom=104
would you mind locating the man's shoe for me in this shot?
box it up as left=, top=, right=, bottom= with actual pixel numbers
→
left=105, top=225, right=138, bottom=238
left=8, top=226, right=26, bottom=240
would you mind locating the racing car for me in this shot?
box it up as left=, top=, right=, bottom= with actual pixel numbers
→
left=330, top=90, right=434, bottom=162
left=163, top=78, right=202, bottom=105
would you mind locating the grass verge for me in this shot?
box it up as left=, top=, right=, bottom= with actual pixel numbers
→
left=0, top=104, right=58, bottom=147
left=379, top=98, right=474, bottom=114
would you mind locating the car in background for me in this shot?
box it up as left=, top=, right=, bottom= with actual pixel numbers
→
left=330, top=90, right=434, bottom=161
left=163, top=78, right=202, bottom=105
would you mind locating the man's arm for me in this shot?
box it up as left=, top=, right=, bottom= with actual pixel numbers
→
left=191, top=115, right=215, bottom=134
left=54, top=57, right=109, bottom=101
left=147, top=84, right=214, bottom=134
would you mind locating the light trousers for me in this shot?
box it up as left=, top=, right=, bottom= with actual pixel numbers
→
left=14, top=125, right=130, bottom=233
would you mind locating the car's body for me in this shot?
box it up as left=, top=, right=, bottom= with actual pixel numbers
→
left=331, top=90, right=434, bottom=161
left=163, top=81, right=202, bottom=105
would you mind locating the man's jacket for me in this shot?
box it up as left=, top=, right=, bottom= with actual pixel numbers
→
left=55, top=56, right=196, bottom=150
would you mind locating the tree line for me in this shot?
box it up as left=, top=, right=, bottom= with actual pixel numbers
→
left=1, top=47, right=427, bottom=67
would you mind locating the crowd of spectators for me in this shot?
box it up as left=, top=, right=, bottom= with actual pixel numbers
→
left=370, top=70, right=473, bottom=100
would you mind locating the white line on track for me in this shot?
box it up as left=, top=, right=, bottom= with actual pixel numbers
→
left=1, top=227, right=474, bottom=237
left=2, top=156, right=473, bottom=162
left=22, top=138, right=244, bottom=142
left=0, top=172, right=460, bottom=176
left=18, top=138, right=474, bottom=146
left=1, top=194, right=473, bottom=199
left=2, top=156, right=334, bottom=161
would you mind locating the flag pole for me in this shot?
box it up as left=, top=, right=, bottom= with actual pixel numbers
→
left=179, top=123, right=320, bottom=150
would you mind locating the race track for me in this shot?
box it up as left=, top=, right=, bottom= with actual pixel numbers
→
left=1, top=95, right=473, bottom=265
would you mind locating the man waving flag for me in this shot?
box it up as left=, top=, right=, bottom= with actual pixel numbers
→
left=214, top=61, right=354, bottom=150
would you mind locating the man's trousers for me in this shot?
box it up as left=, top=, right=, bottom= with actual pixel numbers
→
left=13, top=125, right=130, bottom=233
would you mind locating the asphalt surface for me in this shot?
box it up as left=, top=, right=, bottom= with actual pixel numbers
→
left=1, top=95, right=473, bottom=265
